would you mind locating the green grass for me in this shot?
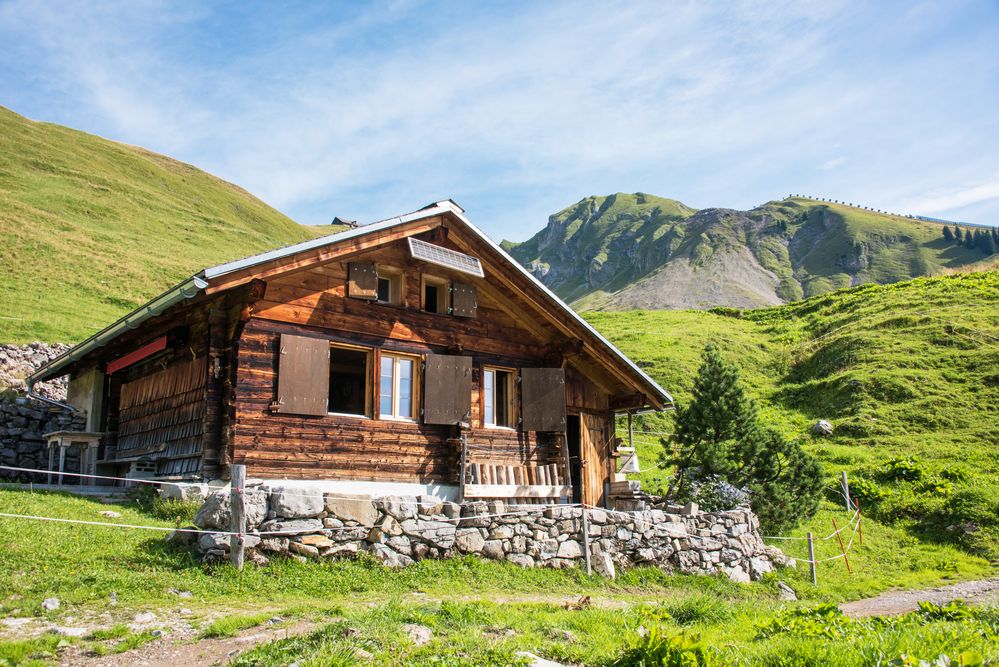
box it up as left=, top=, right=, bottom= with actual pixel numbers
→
left=0, top=106, right=329, bottom=343
left=587, top=270, right=999, bottom=559
left=227, top=598, right=999, bottom=666
left=199, top=611, right=280, bottom=638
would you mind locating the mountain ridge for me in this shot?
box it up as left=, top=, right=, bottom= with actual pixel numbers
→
left=506, top=192, right=990, bottom=311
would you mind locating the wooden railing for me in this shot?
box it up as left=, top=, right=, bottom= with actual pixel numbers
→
left=458, top=436, right=571, bottom=501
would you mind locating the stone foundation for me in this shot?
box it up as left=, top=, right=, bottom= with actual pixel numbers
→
left=184, top=484, right=791, bottom=581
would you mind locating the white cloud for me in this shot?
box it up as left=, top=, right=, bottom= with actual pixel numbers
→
left=2, top=0, right=997, bottom=237
left=902, top=176, right=999, bottom=216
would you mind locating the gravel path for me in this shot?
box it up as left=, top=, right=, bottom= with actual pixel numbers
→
left=839, top=578, right=999, bottom=618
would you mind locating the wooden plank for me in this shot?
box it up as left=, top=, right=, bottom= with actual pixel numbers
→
left=423, top=354, right=473, bottom=425
left=205, top=217, right=441, bottom=294
left=451, top=282, right=477, bottom=318
left=347, top=261, right=378, bottom=300
left=463, top=484, right=571, bottom=499
left=275, top=334, right=331, bottom=416
left=521, top=367, right=567, bottom=432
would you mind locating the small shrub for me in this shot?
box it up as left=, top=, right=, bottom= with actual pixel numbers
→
left=846, top=477, right=890, bottom=505
left=658, top=596, right=733, bottom=626
left=612, top=626, right=722, bottom=667
left=880, top=457, right=927, bottom=482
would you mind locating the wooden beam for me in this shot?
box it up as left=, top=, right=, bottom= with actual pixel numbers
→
left=463, top=483, right=571, bottom=499
left=205, top=217, right=442, bottom=295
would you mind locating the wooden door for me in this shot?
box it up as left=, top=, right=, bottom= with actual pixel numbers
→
left=578, top=413, right=607, bottom=506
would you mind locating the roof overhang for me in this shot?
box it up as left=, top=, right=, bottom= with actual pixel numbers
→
left=30, top=200, right=672, bottom=408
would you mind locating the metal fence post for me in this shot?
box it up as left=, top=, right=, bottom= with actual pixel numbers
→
left=581, top=505, right=592, bottom=576
left=230, top=464, right=246, bottom=571
left=840, top=470, right=852, bottom=512
left=807, top=531, right=817, bottom=586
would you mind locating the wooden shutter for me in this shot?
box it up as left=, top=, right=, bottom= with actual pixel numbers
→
left=423, top=354, right=472, bottom=425
left=520, top=367, right=567, bottom=432
left=348, top=261, right=378, bottom=300
left=451, top=283, right=478, bottom=318
left=276, top=334, right=330, bottom=416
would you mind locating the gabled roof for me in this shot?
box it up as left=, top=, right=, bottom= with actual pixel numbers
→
left=31, top=200, right=672, bottom=408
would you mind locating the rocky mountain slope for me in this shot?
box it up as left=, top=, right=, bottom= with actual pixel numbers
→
left=0, top=106, right=327, bottom=343
left=506, top=193, right=988, bottom=310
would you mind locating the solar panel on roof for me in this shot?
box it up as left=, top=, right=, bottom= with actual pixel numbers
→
left=408, top=238, right=484, bottom=277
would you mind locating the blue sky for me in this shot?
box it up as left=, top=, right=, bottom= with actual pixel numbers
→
left=1, top=1, right=997, bottom=241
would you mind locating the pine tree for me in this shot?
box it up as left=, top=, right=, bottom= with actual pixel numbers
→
left=670, top=344, right=823, bottom=531
left=942, top=225, right=954, bottom=242
left=955, top=226, right=964, bottom=243
left=965, top=229, right=976, bottom=249
left=981, top=230, right=996, bottom=255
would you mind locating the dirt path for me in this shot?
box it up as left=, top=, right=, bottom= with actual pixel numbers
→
left=839, top=578, right=999, bottom=618
left=59, top=620, right=318, bottom=667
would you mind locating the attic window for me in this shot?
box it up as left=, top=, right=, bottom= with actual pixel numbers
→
left=423, top=275, right=449, bottom=315
left=408, top=238, right=484, bottom=277
left=376, top=267, right=403, bottom=305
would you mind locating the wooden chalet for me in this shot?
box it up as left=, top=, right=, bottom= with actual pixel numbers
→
left=30, top=200, right=672, bottom=506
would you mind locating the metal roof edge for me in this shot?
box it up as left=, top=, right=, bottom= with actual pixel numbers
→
left=202, top=204, right=451, bottom=279
left=28, top=276, right=208, bottom=383
left=28, top=198, right=672, bottom=408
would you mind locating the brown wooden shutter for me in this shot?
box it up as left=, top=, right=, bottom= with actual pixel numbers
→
left=347, top=261, right=378, bottom=300
left=451, top=283, right=477, bottom=318
left=520, top=367, right=567, bottom=432
left=276, top=334, right=330, bottom=416
left=423, top=354, right=472, bottom=425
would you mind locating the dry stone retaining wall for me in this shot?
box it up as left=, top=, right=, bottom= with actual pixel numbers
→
left=185, top=484, right=791, bottom=581
left=0, top=343, right=84, bottom=481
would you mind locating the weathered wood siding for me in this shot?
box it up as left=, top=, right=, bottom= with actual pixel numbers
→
left=115, top=356, right=207, bottom=476
left=230, top=237, right=610, bottom=485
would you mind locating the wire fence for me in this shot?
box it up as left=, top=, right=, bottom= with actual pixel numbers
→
left=0, top=464, right=865, bottom=575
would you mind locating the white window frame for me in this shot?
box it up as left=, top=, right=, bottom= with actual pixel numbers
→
left=379, top=352, right=418, bottom=421
left=483, top=367, right=516, bottom=429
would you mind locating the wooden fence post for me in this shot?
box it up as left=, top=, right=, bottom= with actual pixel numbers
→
left=832, top=518, right=852, bottom=574
left=807, top=532, right=817, bottom=586
left=854, top=499, right=863, bottom=545
left=581, top=505, right=592, bottom=576
left=230, top=464, right=246, bottom=571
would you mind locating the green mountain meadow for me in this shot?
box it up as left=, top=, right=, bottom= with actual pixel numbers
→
left=0, top=106, right=326, bottom=343
left=589, top=270, right=999, bottom=557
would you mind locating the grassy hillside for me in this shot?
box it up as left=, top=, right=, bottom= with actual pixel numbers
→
left=587, top=270, right=999, bottom=556
left=0, top=106, right=326, bottom=343
left=510, top=193, right=989, bottom=311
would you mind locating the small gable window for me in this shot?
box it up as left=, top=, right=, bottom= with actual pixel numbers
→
left=422, top=275, right=449, bottom=315
left=376, top=267, right=403, bottom=306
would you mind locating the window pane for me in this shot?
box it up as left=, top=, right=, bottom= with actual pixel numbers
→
left=377, top=277, right=391, bottom=302
left=397, top=359, right=413, bottom=418
left=496, top=371, right=509, bottom=426
left=379, top=356, right=393, bottom=417
left=484, top=370, right=494, bottom=426
left=329, top=347, right=369, bottom=415
left=424, top=284, right=438, bottom=313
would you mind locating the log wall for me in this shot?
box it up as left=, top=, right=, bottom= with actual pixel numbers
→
left=231, top=237, right=616, bottom=488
